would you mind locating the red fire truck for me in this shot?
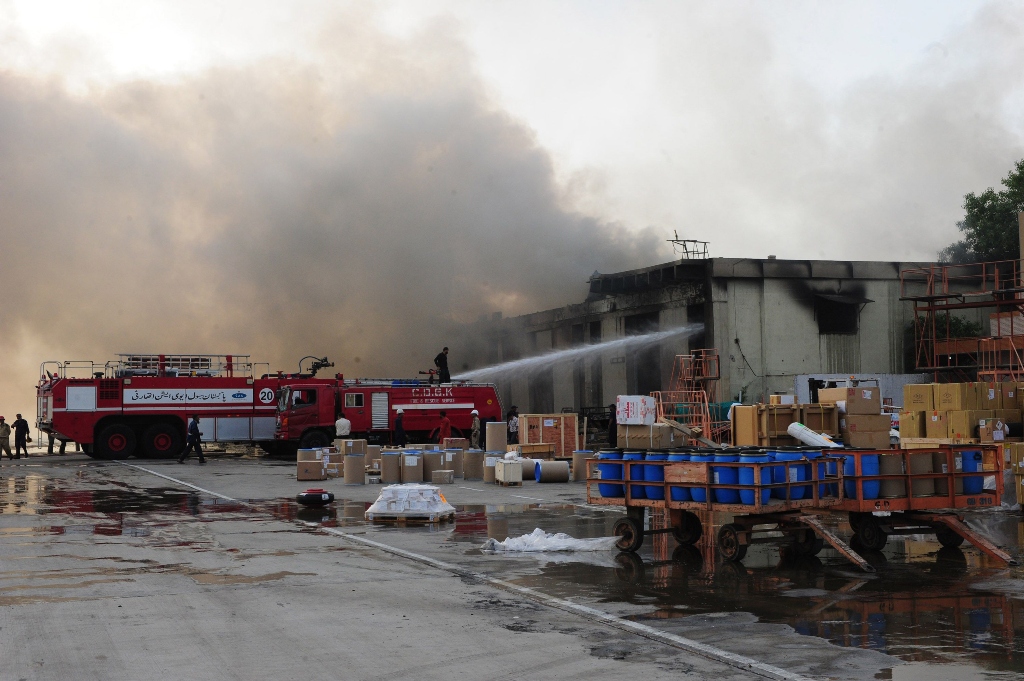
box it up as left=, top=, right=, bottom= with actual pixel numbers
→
left=36, top=354, right=503, bottom=458
left=274, top=380, right=503, bottom=449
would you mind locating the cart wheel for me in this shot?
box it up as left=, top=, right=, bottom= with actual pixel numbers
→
left=717, top=523, right=748, bottom=562
left=848, top=512, right=871, bottom=533
left=613, top=552, right=645, bottom=583
left=613, top=517, right=644, bottom=552
left=935, top=526, right=965, bottom=548
left=855, top=516, right=888, bottom=551
left=793, top=531, right=825, bottom=557
left=672, top=511, right=703, bottom=545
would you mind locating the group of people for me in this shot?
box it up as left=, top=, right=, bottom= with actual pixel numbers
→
left=0, top=414, right=30, bottom=459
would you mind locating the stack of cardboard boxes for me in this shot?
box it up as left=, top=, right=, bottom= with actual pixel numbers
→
left=899, top=382, right=1022, bottom=444
left=296, top=439, right=369, bottom=480
left=1007, top=442, right=1024, bottom=501
left=817, top=386, right=888, bottom=449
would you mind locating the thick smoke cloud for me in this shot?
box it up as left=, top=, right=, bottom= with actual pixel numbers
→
left=0, top=18, right=664, bottom=417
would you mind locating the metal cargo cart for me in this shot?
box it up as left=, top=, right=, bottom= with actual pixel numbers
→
left=586, top=455, right=876, bottom=573
left=835, top=445, right=1017, bottom=565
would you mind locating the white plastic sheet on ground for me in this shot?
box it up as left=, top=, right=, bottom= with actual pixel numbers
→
left=364, top=484, right=455, bottom=518
left=481, top=528, right=618, bottom=553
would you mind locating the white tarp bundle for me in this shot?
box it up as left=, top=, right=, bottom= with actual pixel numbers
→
left=481, top=528, right=619, bottom=553
left=364, top=484, right=455, bottom=520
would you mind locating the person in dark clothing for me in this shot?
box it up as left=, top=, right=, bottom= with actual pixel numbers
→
left=48, top=432, right=68, bottom=455
left=506, top=405, right=519, bottom=445
left=437, top=410, right=452, bottom=443
left=393, top=409, right=408, bottom=447
left=13, top=414, right=30, bottom=458
left=433, top=347, right=451, bottom=384
left=177, top=415, right=206, bottom=464
left=607, top=404, right=617, bottom=446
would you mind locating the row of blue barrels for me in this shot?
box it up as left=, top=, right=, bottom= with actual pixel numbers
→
left=595, top=447, right=986, bottom=505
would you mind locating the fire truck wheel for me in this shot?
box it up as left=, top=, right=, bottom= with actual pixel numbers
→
left=141, top=424, right=183, bottom=459
left=96, top=424, right=137, bottom=460
left=299, top=430, right=331, bottom=449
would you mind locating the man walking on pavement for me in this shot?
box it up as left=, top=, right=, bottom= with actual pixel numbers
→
left=506, top=406, right=519, bottom=445
left=437, top=410, right=452, bottom=443
left=177, top=415, right=206, bottom=464
left=13, top=414, right=30, bottom=458
left=0, top=416, right=13, bottom=460
left=470, top=409, right=481, bottom=449
left=433, top=347, right=451, bottom=384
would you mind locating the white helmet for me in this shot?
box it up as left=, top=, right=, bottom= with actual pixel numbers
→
left=471, top=409, right=479, bottom=415
left=396, top=408, right=404, bottom=414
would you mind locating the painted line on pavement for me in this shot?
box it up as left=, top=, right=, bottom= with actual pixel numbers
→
left=118, top=461, right=813, bottom=681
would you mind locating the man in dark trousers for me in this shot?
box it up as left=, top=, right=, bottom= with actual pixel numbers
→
left=177, top=415, right=206, bottom=464
left=506, top=406, right=519, bottom=445
left=437, top=410, right=452, bottom=444
left=393, top=408, right=408, bottom=447
left=607, top=403, right=617, bottom=447
left=433, top=347, right=451, bottom=384
left=13, top=414, right=30, bottom=458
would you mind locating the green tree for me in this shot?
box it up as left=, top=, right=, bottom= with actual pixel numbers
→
left=939, top=159, right=1024, bottom=263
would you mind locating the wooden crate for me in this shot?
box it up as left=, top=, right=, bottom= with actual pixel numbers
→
left=759, top=405, right=799, bottom=437
left=900, top=437, right=979, bottom=450
left=800, top=404, right=840, bottom=436
left=507, top=443, right=556, bottom=457
left=519, top=413, right=579, bottom=459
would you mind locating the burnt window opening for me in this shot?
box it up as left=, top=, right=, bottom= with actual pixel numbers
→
left=815, top=299, right=859, bottom=335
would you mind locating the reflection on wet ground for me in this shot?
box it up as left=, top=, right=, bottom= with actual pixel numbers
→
left=3, top=469, right=1024, bottom=677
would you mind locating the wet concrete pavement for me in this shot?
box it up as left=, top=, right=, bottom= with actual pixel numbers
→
left=2, top=453, right=1023, bottom=680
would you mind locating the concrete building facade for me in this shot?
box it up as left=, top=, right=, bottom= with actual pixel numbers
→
left=466, top=257, right=931, bottom=415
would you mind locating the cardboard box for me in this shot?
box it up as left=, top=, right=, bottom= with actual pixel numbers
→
left=846, top=386, right=882, bottom=415
left=442, top=438, right=470, bottom=450
left=898, top=411, right=925, bottom=438
left=842, top=414, right=892, bottom=433
left=324, top=462, right=342, bottom=477
left=337, top=439, right=368, bottom=455
left=1007, top=443, right=1024, bottom=474
left=617, top=423, right=680, bottom=450
left=732, top=405, right=760, bottom=446
left=933, top=383, right=967, bottom=411
left=297, top=449, right=324, bottom=462
left=816, top=387, right=848, bottom=405
left=946, top=410, right=979, bottom=439
left=964, top=382, right=983, bottom=410
left=925, top=411, right=948, bottom=439
left=979, top=382, right=1002, bottom=409
left=1002, top=382, right=1019, bottom=406
left=996, top=408, right=1023, bottom=424
left=843, top=430, right=891, bottom=449
left=903, top=384, right=934, bottom=411
left=979, top=419, right=1010, bottom=443
left=297, top=461, right=327, bottom=481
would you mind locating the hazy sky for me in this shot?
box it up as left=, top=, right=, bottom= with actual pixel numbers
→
left=1, top=1, right=1022, bottom=421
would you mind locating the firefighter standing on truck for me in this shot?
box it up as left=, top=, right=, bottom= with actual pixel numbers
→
left=177, top=415, right=206, bottom=464
left=433, top=347, right=450, bottom=384
left=0, top=417, right=12, bottom=459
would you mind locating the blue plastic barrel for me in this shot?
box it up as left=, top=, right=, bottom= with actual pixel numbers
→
left=623, top=451, right=646, bottom=499
left=738, top=450, right=771, bottom=505
left=597, top=451, right=624, bottom=498
left=667, top=453, right=690, bottom=501
left=961, top=450, right=984, bottom=494
left=771, top=447, right=807, bottom=500
left=644, top=452, right=669, bottom=500
left=801, top=447, right=823, bottom=498
left=689, top=450, right=715, bottom=502
left=843, top=451, right=880, bottom=500
left=713, top=450, right=741, bottom=504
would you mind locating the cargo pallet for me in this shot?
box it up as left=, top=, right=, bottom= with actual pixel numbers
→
left=364, top=511, right=455, bottom=525
left=585, top=457, right=876, bottom=573
left=835, top=445, right=1017, bottom=565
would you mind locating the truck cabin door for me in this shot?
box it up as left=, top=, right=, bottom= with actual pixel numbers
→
left=288, top=387, right=320, bottom=432
left=342, top=391, right=367, bottom=431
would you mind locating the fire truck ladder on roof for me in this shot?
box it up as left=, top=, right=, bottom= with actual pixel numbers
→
left=114, top=354, right=253, bottom=378
left=900, top=259, right=1024, bottom=381
left=653, top=349, right=729, bottom=444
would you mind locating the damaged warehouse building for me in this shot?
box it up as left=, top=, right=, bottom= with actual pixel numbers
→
left=467, top=256, right=932, bottom=413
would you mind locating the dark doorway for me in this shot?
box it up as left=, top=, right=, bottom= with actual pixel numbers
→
left=687, top=302, right=706, bottom=351
left=625, top=312, right=661, bottom=396
left=529, top=368, right=554, bottom=414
